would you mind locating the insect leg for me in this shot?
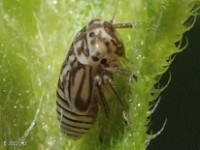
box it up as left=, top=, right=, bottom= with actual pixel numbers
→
left=103, top=66, right=137, bottom=81
left=112, top=22, right=135, bottom=29
left=108, top=83, right=129, bottom=125
left=96, top=83, right=110, bottom=142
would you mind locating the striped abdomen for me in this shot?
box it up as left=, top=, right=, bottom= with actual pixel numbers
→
left=56, top=53, right=99, bottom=139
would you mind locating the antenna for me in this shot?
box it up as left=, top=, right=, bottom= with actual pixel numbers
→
left=110, top=0, right=120, bottom=23
left=90, top=0, right=96, bottom=19
left=110, top=1, right=134, bottom=29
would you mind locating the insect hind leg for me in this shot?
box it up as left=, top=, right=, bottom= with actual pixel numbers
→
left=96, top=83, right=110, bottom=143
left=108, top=83, right=129, bottom=125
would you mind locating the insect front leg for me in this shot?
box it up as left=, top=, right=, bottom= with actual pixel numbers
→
left=101, top=65, right=132, bottom=125
left=103, top=65, right=137, bottom=81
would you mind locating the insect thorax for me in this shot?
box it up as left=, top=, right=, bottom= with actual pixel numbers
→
left=73, top=19, right=125, bottom=67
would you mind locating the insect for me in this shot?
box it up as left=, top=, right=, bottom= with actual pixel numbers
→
left=56, top=18, right=133, bottom=140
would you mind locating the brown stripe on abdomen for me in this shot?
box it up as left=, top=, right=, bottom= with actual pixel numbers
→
left=75, top=66, right=93, bottom=112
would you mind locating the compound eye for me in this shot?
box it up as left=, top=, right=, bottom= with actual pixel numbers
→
left=103, top=21, right=114, bottom=33
left=92, top=56, right=99, bottom=61
left=92, top=52, right=101, bottom=62
left=101, top=58, right=107, bottom=65
left=89, top=32, right=95, bottom=37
